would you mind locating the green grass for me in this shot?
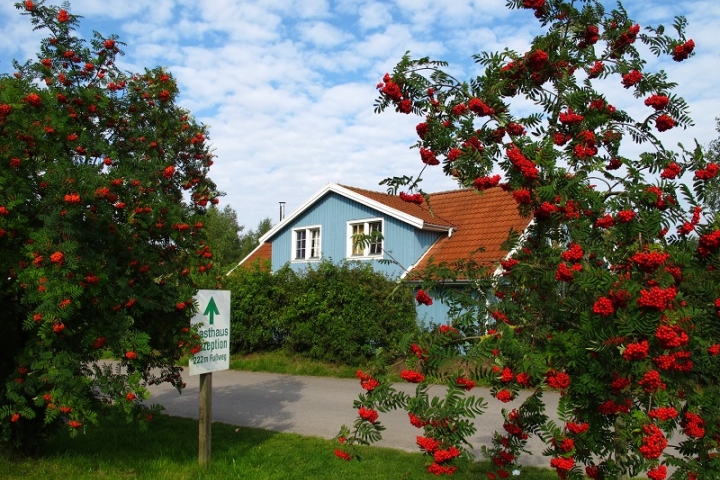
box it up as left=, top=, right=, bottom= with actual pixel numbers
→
left=0, top=413, right=558, bottom=480
left=228, top=350, right=362, bottom=378
left=225, top=350, right=491, bottom=386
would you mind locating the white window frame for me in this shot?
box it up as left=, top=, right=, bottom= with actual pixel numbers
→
left=292, top=226, right=322, bottom=261
left=346, top=218, right=384, bottom=259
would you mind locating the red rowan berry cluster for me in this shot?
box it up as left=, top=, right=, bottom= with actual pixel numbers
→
left=632, top=251, right=670, bottom=272
left=546, top=371, right=570, bottom=389
left=408, top=413, right=428, bottom=428
left=491, top=310, right=509, bottom=323
left=556, top=261, right=582, bottom=282
left=639, top=370, right=666, bottom=393
left=647, top=465, right=668, bottom=480
left=655, top=325, right=689, bottom=348
left=623, top=340, right=649, bottom=361
left=656, top=114, right=676, bottom=132
left=400, top=370, right=425, bottom=383
left=639, top=424, right=667, bottom=459
left=468, top=97, right=495, bottom=116
left=416, top=435, right=439, bottom=452
left=500, top=367, right=514, bottom=383
left=660, top=162, right=681, bottom=179
left=673, top=39, right=695, bottom=61
left=592, top=296, right=615, bottom=316
left=698, top=229, right=720, bottom=257
left=649, top=406, right=678, bottom=421
left=566, top=421, right=589, bottom=435
left=334, top=449, right=352, bottom=461
left=358, top=406, right=379, bottom=423
left=695, top=162, right=719, bottom=180
left=598, top=398, right=632, bottom=415
left=501, top=258, right=519, bottom=271
left=438, top=324, right=458, bottom=334
left=637, top=286, right=677, bottom=310
left=473, top=174, right=501, bottom=191
left=653, top=351, right=693, bottom=372
left=503, top=409, right=527, bottom=439
left=595, top=214, right=615, bottom=228
left=617, top=209, right=637, bottom=222
left=415, top=289, right=433, bottom=306
left=621, top=69, right=642, bottom=87
left=399, top=191, right=423, bottom=204
left=419, top=147, right=439, bottom=165
left=610, top=375, right=631, bottom=393
left=356, top=370, right=381, bottom=392
left=455, top=377, right=475, bottom=391
left=561, top=242, right=584, bottom=262
left=506, top=145, right=538, bottom=180
left=494, top=389, right=512, bottom=403
left=491, top=449, right=516, bottom=468
left=416, top=436, right=460, bottom=475
left=512, top=188, right=533, bottom=205
left=410, top=343, right=428, bottom=361
left=559, top=108, right=584, bottom=125
left=682, top=412, right=705, bottom=438
left=550, top=456, right=575, bottom=475
left=644, top=94, right=670, bottom=110
left=515, top=372, right=531, bottom=387
left=552, top=437, right=575, bottom=453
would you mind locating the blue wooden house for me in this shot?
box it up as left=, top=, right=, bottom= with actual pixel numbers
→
left=232, top=183, right=531, bottom=324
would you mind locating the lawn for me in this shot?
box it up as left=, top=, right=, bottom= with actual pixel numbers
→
left=0, top=413, right=558, bottom=480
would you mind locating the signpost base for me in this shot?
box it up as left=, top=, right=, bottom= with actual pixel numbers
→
left=199, top=372, right=212, bottom=467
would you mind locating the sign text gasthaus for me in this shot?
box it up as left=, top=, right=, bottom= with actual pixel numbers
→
left=189, top=290, right=231, bottom=375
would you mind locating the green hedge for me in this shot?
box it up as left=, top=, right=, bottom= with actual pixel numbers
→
left=223, top=260, right=418, bottom=365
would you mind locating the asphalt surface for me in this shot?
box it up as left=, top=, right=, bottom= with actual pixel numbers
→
left=146, top=368, right=560, bottom=467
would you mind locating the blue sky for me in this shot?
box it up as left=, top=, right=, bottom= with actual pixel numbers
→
left=2, top=0, right=720, bottom=229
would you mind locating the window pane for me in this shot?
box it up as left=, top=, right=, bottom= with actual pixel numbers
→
left=369, top=222, right=382, bottom=255
left=310, top=229, right=320, bottom=258
left=296, top=230, right=306, bottom=259
left=351, top=224, right=364, bottom=256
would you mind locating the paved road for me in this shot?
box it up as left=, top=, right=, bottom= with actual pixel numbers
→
left=147, top=369, right=559, bottom=467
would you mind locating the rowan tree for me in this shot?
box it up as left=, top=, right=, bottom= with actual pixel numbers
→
left=0, top=1, right=220, bottom=449
left=337, top=1, right=720, bottom=479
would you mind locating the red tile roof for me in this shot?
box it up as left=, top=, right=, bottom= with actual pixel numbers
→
left=236, top=242, right=272, bottom=271
left=411, top=188, right=532, bottom=278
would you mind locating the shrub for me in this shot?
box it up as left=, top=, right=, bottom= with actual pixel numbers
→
left=225, top=260, right=418, bottom=365
left=224, top=261, right=298, bottom=354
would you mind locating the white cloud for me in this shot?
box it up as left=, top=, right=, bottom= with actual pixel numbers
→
left=295, top=21, right=352, bottom=47
left=357, top=1, right=394, bottom=31
left=1, top=0, right=719, bottom=230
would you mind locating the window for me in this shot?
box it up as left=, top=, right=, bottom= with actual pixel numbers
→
left=293, top=226, right=321, bottom=261
left=347, top=219, right=383, bottom=258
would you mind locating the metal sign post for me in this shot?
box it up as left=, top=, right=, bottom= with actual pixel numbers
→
left=189, top=289, right=231, bottom=468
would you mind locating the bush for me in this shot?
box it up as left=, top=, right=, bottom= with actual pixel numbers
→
left=224, top=260, right=418, bottom=365
left=224, top=261, right=298, bottom=354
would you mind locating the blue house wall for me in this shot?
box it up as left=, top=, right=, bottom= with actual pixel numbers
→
left=271, top=192, right=440, bottom=278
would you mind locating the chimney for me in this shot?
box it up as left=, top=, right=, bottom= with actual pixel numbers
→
left=279, top=202, right=286, bottom=221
